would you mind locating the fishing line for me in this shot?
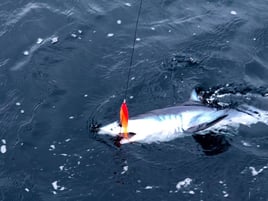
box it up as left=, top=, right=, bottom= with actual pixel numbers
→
left=124, top=0, right=143, bottom=100
left=119, top=0, right=143, bottom=138
left=90, top=0, right=143, bottom=134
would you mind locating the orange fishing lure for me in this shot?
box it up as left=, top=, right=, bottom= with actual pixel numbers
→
left=120, top=100, right=129, bottom=138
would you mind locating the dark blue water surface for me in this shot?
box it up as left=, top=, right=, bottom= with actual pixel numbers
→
left=1, top=0, right=268, bottom=200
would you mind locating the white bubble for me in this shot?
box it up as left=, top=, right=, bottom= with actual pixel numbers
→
left=71, top=33, right=77, bottom=38
left=69, top=116, right=74, bottom=119
left=151, top=27, right=155, bottom=30
left=36, top=38, right=43, bottom=44
left=52, top=181, right=59, bottom=190
left=25, top=188, right=30, bottom=192
left=249, top=166, right=267, bottom=176
left=50, top=145, right=55, bottom=150
left=124, top=3, right=132, bottom=7
left=84, top=94, right=88, bottom=97
left=230, top=10, right=237, bottom=15
left=176, top=178, right=192, bottom=190
left=78, top=30, right=82, bottom=34
left=107, top=33, right=114, bottom=37
left=23, top=51, right=29, bottom=56
left=1, top=145, right=7, bottom=154
left=121, top=165, right=128, bottom=174
left=145, top=186, right=153, bottom=189
left=20, top=110, right=25, bottom=114
left=16, top=102, right=21, bottom=106
left=51, top=37, right=58, bottom=44
left=117, top=20, right=122, bottom=24
left=59, top=187, right=65, bottom=191
left=222, top=191, right=229, bottom=197
left=241, top=140, right=251, bottom=146
left=136, top=38, right=141, bottom=41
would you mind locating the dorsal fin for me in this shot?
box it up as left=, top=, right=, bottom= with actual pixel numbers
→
left=181, top=89, right=203, bottom=106
left=190, top=89, right=201, bottom=102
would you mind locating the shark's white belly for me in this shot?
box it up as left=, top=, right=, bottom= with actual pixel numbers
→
left=124, top=116, right=183, bottom=144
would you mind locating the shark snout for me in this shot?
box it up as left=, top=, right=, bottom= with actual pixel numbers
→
left=89, top=120, right=102, bottom=133
left=96, top=121, right=121, bottom=136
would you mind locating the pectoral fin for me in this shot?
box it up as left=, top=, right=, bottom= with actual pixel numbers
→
left=186, top=114, right=228, bottom=133
left=119, top=132, right=136, bottom=144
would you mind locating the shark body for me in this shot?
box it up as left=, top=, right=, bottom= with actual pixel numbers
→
left=97, top=91, right=268, bottom=144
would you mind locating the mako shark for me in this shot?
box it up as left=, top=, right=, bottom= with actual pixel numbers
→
left=96, top=90, right=268, bottom=144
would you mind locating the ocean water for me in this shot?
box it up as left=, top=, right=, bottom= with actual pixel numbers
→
left=0, top=0, right=268, bottom=200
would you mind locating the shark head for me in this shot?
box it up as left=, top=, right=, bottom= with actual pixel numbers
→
left=97, top=117, right=181, bottom=144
